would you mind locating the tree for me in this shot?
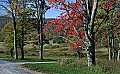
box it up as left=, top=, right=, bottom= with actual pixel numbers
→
left=0, top=0, right=34, bottom=59
left=16, top=0, right=26, bottom=60
left=45, top=0, right=117, bottom=66
left=107, top=9, right=120, bottom=60
left=96, top=1, right=120, bottom=60
left=29, top=0, right=43, bottom=60
left=1, top=22, right=14, bottom=57
left=15, top=0, right=35, bottom=59
left=7, top=0, right=18, bottom=59
left=1, top=21, right=21, bottom=57
left=0, top=0, right=18, bottom=59
left=30, top=0, right=49, bottom=60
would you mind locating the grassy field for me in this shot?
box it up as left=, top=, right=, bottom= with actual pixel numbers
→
left=0, top=42, right=120, bottom=74
left=23, top=59, right=120, bottom=74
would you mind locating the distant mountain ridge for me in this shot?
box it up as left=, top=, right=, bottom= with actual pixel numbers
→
left=0, top=15, right=11, bottom=31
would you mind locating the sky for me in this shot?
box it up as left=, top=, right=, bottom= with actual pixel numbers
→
left=0, top=5, right=61, bottom=18
left=45, top=0, right=75, bottom=18
left=0, top=6, right=61, bottom=18
left=0, top=0, right=119, bottom=18
left=45, top=8, right=64, bottom=18
left=0, top=0, right=75, bottom=18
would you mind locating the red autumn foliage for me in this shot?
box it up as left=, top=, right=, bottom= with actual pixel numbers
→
left=46, top=6, right=51, bottom=9
left=70, top=39, right=82, bottom=51
left=81, top=31, right=85, bottom=38
left=47, top=0, right=52, bottom=3
left=60, top=7, right=66, bottom=10
left=44, top=0, right=84, bottom=51
left=101, top=1, right=116, bottom=11
left=94, top=38, right=97, bottom=42
left=45, top=0, right=115, bottom=51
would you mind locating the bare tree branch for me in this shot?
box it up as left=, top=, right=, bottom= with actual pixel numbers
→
left=95, top=12, right=109, bottom=33
left=0, top=4, right=12, bottom=13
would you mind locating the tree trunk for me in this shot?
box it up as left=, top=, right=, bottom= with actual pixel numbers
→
left=118, top=43, right=120, bottom=60
left=81, top=0, right=98, bottom=66
left=108, top=34, right=114, bottom=60
left=20, top=0, right=26, bottom=60
left=111, top=35, right=115, bottom=59
left=108, top=48, right=112, bottom=60
left=12, top=12, right=18, bottom=59
left=37, top=20, right=43, bottom=60
left=20, top=26, right=24, bottom=60
left=39, top=0, right=45, bottom=60
left=14, top=23, right=18, bottom=59
left=40, top=13, right=43, bottom=60
left=10, top=0, right=18, bottom=59
left=108, top=35, right=112, bottom=60
left=117, top=50, right=120, bottom=60
left=86, top=41, right=95, bottom=67
left=10, top=47, right=13, bottom=57
left=37, top=20, right=40, bottom=46
left=76, top=51, right=80, bottom=59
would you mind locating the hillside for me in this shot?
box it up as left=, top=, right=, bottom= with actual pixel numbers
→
left=0, top=15, right=11, bottom=31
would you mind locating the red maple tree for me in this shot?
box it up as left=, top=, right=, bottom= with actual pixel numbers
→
left=44, top=0, right=117, bottom=66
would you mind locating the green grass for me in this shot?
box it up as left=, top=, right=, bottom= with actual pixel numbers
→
left=1, top=55, right=57, bottom=62
left=23, top=64, right=103, bottom=74
left=5, top=58, right=55, bottom=62
left=44, top=44, right=62, bottom=49
left=0, top=55, right=12, bottom=58
left=44, top=43, right=69, bottom=51
left=22, top=63, right=104, bottom=74
left=23, top=59, right=120, bottom=74
left=1, top=42, right=120, bottom=74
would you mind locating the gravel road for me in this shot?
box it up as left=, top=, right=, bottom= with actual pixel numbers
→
left=0, top=59, right=32, bottom=74
left=0, top=59, right=56, bottom=74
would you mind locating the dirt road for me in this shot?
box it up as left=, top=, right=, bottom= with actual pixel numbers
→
left=0, top=59, right=56, bottom=74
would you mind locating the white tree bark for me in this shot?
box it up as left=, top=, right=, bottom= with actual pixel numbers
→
left=108, top=34, right=114, bottom=60
left=82, top=0, right=98, bottom=66
left=117, top=50, right=120, bottom=60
